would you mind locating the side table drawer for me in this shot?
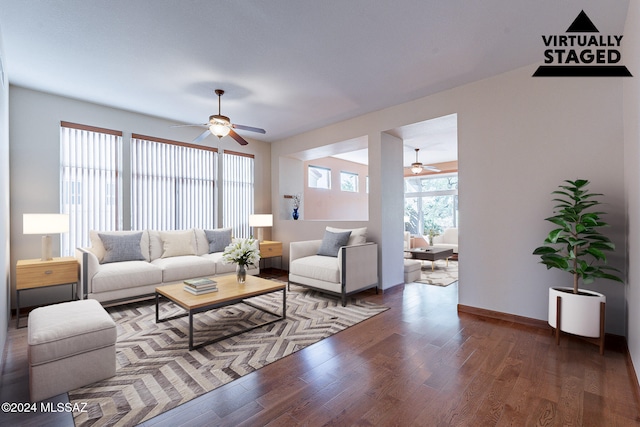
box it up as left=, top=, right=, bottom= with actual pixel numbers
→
left=16, top=261, right=78, bottom=289
left=260, top=242, right=283, bottom=258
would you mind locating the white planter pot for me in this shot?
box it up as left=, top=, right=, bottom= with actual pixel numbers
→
left=548, top=286, right=606, bottom=338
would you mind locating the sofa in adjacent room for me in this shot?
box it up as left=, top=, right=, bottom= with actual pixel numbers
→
left=76, top=228, right=259, bottom=303
left=431, top=227, right=458, bottom=254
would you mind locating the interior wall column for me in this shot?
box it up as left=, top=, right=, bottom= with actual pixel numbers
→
left=368, top=131, right=404, bottom=290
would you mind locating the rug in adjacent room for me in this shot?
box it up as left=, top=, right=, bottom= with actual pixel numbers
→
left=69, top=285, right=388, bottom=427
left=416, top=260, right=458, bottom=287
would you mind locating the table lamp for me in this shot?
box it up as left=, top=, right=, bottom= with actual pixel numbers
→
left=23, top=213, right=70, bottom=261
left=249, top=214, right=273, bottom=241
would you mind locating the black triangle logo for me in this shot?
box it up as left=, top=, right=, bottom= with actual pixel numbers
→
left=566, top=10, right=599, bottom=33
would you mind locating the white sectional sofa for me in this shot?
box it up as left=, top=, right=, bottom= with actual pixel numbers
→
left=76, top=228, right=259, bottom=303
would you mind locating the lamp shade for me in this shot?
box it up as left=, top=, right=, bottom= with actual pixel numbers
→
left=249, top=214, right=273, bottom=228
left=23, top=213, right=70, bottom=234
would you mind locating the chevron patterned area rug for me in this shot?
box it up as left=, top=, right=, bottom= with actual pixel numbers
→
left=68, top=285, right=387, bottom=426
left=416, top=260, right=458, bottom=287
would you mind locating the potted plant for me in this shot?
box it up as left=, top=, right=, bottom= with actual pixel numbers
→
left=533, top=179, right=623, bottom=342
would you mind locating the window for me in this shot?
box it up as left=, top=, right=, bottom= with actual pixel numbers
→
left=340, top=171, right=358, bottom=192
left=223, top=150, right=254, bottom=238
left=404, top=174, right=458, bottom=236
left=60, top=122, right=123, bottom=256
left=131, top=134, right=217, bottom=230
left=308, top=165, right=331, bottom=189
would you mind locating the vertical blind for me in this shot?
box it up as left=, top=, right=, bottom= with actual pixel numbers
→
left=131, top=135, right=217, bottom=230
left=223, top=150, right=254, bottom=238
left=60, top=122, right=123, bottom=256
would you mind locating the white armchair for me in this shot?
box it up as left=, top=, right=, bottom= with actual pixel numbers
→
left=431, top=227, right=458, bottom=253
left=289, top=228, right=378, bottom=306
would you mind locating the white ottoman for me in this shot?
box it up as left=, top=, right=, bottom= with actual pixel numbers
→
left=404, top=259, right=422, bottom=283
left=28, top=299, right=117, bottom=402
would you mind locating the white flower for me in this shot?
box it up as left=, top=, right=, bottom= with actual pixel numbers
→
left=292, top=194, right=301, bottom=209
left=221, top=238, right=260, bottom=267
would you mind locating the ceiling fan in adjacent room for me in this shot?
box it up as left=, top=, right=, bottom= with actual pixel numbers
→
left=174, top=89, right=266, bottom=146
left=409, top=148, right=440, bottom=174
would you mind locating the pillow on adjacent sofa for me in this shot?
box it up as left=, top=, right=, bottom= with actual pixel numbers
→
left=160, top=230, right=196, bottom=258
left=317, top=230, right=352, bottom=257
left=98, top=232, right=145, bottom=264
left=326, top=226, right=367, bottom=246
left=205, top=228, right=232, bottom=253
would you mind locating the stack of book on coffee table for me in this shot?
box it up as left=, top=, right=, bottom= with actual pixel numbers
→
left=183, top=278, right=218, bottom=295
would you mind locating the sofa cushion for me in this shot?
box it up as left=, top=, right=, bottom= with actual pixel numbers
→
left=98, top=232, right=145, bottom=264
left=317, top=230, right=351, bottom=257
left=201, top=252, right=236, bottom=274
left=151, top=255, right=216, bottom=283
left=290, top=255, right=340, bottom=283
left=160, top=230, right=196, bottom=258
left=90, top=230, right=150, bottom=262
left=205, top=228, right=232, bottom=253
left=91, top=261, right=163, bottom=294
left=326, top=226, right=367, bottom=246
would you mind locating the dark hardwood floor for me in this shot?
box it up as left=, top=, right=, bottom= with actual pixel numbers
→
left=2, top=269, right=640, bottom=426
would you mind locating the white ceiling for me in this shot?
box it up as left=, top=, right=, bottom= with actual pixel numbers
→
left=0, top=1, right=629, bottom=155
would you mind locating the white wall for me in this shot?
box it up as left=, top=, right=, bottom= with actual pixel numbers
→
left=8, top=86, right=271, bottom=307
left=623, top=1, right=640, bottom=376
left=272, top=63, right=626, bottom=333
left=0, top=25, right=10, bottom=365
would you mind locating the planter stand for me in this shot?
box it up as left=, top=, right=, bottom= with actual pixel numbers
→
left=553, top=295, right=606, bottom=355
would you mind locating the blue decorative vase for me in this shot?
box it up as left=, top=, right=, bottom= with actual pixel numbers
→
left=292, top=208, right=299, bottom=220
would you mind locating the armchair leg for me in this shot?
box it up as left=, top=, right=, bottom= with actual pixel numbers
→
left=341, top=294, right=347, bottom=307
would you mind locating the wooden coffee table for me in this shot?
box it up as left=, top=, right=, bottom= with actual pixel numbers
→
left=406, top=247, right=454, bottom=271
left=155, top=274, right=286, bottom=350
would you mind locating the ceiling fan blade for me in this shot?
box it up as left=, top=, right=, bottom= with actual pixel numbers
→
left=232, top=124, right=266, bottom=134
left=192, top=129, right=211, bottom=144
left=171, top=123, right=207, bottom=128
left=424, top=166, right=441, bottom=172
left=229, top=129, right=249, bottom=146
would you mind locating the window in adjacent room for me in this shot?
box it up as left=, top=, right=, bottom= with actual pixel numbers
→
left=308, top=165, right=331, bottom=189
left=130, top=134, right=217, bottom=230
left=60, top=121, right=123, bottom=255
left=404, top=174, right=458, bottom=236
left=223, top=150, right=254, bottom=238
left=340, top=171, right=358, bottom=192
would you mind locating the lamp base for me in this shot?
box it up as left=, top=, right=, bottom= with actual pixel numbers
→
left=256, top=228, right=264, bottom=242
left=41, top=235, right=53, bottom=261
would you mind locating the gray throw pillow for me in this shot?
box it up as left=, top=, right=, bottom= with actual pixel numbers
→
left=205, top=228, right=232, bottom=253
left=98, top=232, right=145, bottom=264
left=317, top=230, right=352, bottom=257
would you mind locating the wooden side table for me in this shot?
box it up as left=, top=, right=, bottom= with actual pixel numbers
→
left=16, top=256, right=79, bottom=328
left=258, top=240, right=283, bottom=269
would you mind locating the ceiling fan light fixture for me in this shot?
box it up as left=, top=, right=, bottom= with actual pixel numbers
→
left=411, top=148, right=423, bottom=174
left=209, top=114, right=231, bottom=137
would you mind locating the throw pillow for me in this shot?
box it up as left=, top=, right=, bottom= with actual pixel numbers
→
left=317, top=230, right=352, bottom=257
left=205, top=228, right=233, bottom=253
left=91, top=230, right=151, bottom=262
left=326, top=226, right=367, bottom=246
left=160, top=230, right=196, bottom=258
left=98, top=232, right=145, bottom=264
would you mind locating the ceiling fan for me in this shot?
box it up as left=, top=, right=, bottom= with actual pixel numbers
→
left=175, top=89, right=266, bottom=146
left=409, top=148, right=440, bottom=174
